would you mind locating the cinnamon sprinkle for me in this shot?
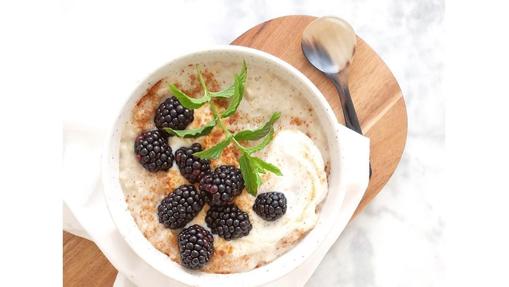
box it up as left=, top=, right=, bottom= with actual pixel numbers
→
left=133, top=79, right=163, bottom=130
left=176, top=67, right=220, bottom=97
left=220, top=145, right=240, bottom=166
left=202, top=128, right=224, bottom=149
left=226, top=112, right=240, bottom=125
left=214, top=98, right=229, bottom=108
left=203, top=69, right=220, bottom=92
left=290, top=116, right=304, bottom=126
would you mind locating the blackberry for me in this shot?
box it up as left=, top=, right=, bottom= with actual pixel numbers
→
left=253, top=192, right=287, bottom=221
left=175, top=143, right=211, bottom=183
left=157, top=185, right=205, bottom=229
left=205, top=204, right=252, bottom=240
left=134, top=130, right=173, bottom=172
left=178, top=224, right=214, bottom=269
left=199, top=165, right=244, bottom=206
left=154, top=96, right=194, bottom=132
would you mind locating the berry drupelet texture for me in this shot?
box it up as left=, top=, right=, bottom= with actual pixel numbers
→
left=252, top=192, right=287, bottom=221
left=134, top=130, right=173, bottom=172
left=154, top=96, right=194, bottom=132
left=174, top=143, right=211, bottom=184
left=178, top=225, right=214, bottom=269
left=157, top=185, right=205, bottom=229
left=205, top=204, right=252, bottom=240
left=199, top=165, right=244, bottom=206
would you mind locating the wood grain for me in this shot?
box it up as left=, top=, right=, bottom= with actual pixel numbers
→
left=63, top=15, right=407, bottom=286
left=63, top=232, right=117, bottom=286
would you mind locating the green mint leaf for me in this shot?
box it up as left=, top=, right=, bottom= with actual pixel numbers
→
left=239, top=150, right=282, bottom=196
left=238, top=60, right=248, bottom=82
left=242, top=128, right=275, bottom=154
left=251, top=157, right=282, bottom=176
left=239, top=152, right=261, bottom=196
left=220, top=76, right=243, bottom=118
left=197, top=66, right=208, bottom=94
left=168, top=84, right=210, bottom=109
left=209, top=85, right=234, bottom=98
left=220, top=63, right=247, bottom=118
left=193, top=135, right=232, bottom=160
left=234, top=112, right=281, bottom=141
left=209, top=61, right=247, bottom=99
left=163, top=117, right=216, bottom=138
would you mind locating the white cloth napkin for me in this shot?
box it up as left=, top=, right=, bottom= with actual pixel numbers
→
left=63, top=120, right=369, bottom=287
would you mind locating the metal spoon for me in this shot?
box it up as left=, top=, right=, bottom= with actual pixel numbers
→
left=301, top=16, right=371, bottom=176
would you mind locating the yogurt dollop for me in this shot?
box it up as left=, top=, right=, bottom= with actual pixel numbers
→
left=216, top=129, right=328, bottom=272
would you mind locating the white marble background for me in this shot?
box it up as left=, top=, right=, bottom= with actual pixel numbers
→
left=62, top=0, right=445, bottom=286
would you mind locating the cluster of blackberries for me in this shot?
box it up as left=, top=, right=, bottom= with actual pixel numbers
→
left=156, top=163, right=250, bottom=269
left=133, top=96, right=288, bottom=270
left=134, top=96, right=194, bottom=173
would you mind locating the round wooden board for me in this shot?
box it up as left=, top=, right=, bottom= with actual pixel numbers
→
left=63, top=15, right=407, bottom=286
left=231, top=15, right=407, bottom=218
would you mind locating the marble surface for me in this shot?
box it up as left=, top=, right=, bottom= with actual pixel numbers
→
left=62, top=0, right=444, bottom=286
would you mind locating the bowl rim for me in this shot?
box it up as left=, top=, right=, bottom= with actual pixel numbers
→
left=102, top=45, right=345, bottom=286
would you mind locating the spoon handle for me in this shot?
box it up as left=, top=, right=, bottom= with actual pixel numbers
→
left=328, top=71, right=372, bottom=178
left=327, top=71, right=363, bottom=134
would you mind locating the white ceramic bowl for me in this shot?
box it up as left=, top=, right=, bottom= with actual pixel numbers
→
left=102, top=46, right=346, bottom=287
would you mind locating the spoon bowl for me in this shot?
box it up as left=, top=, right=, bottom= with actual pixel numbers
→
left=301, top=17, right=356, bottom=74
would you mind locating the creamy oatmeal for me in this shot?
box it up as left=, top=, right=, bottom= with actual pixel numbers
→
left=119, top=60, right=330, bottom=273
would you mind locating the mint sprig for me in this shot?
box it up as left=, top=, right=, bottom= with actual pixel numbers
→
left=166, top=63, right=246, bottom=137
left=238, top=143, right=282, bottom=195
left=166, top=61, right=281, bottom=195
left=234, top=122, right=281, bottom=195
